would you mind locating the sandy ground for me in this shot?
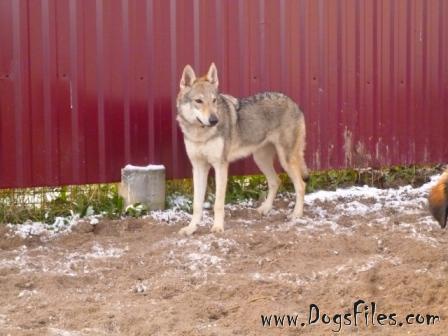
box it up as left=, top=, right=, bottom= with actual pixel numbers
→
left=0, top=179, right=447, bottom=336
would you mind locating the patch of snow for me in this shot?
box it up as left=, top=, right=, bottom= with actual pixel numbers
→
left=148, top=209, right=192, bottom=225
left=250, top=255, right=401, bottom=286
left=235, top=218, right=255, bottom=226
left=9, top=221, right=48, bottom=238
left=0, top=243, right=126, bottom=276
left=334, top=200, right=380, bottom=215
left=145, top=173, right=440, bottom=235
left=123, top=164, right=165, bottom=171
left=84, top=243, right=125, bottom=259
left=226, top=198, right=256, bottom=210
left=18, top=289, right=37, bottom=298
left=48, top=328, right=84, bottom=336
left=89, top=217, right=100, bottom=225
left=133, top=280, right=150, bottom=293
left=149, top=174, right=440, bottom=244
left=149, top=176, right=438, bottom=238
left=156, top=236, right=237, bottom=277
left=399, top=223, right=440, bottom=247
left=7, top=214, right=79, bottom=239
left=186, top=253, right=222, bottom=271
left=167, top=194, right=192, bottom=211
left=7, top=212, right=105, bottom=239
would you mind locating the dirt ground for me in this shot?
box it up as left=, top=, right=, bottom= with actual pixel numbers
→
left=0, top=181, right=447, bottom=336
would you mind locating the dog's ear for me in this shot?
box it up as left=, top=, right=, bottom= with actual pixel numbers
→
left=206, top=62, right=219, bottom=88
left=180, top=65, right=196, bottom=89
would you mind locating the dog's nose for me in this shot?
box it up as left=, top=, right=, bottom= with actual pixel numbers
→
left=209, top=114, right=218, bottom=126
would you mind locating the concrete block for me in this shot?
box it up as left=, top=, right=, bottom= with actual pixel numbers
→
left=119, top=164, right=166, bottom=210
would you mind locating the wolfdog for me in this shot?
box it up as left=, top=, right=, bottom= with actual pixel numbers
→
left=428, top=168, right=448, bottom=228
left=176, top=63, right=308, bottom=235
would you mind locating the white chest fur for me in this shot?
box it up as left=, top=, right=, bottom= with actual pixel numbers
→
left=184, top=137, right=225, bottom=164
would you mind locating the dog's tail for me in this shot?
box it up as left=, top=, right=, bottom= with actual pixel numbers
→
left=428, top=169, right=448, bottom=229
left=297, top=111, right=309, bottom=182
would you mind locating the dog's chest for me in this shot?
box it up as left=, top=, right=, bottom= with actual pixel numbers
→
left=184, top=137, right=225, bottom=164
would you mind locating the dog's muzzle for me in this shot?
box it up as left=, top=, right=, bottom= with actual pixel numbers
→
left=196, top=115, right=219, bottom=127
left=208, top=114, right=218, bottom=126
left=196, top=117, right=206, bottom=127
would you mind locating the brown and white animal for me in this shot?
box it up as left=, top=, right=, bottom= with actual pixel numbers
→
left=428, top=168, right=448, bottom=228
left=176, top=63, right=308, bottom=235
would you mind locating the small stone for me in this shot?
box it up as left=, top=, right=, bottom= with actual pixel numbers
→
left=72, top=221, right=94, bottom=234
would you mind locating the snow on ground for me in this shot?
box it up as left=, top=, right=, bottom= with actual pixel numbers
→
left=6, top=174, right=440, bottom=243
left=6, top=213, right=103, bottom=240
left=249, top=254, right=401, bottom=287
left=148, top=208, right=192, bottom=225
left=1, top=175, right=446, bottom=335
left=146, top=176, right=440, bottom=279
left=122, top=164, right=165, bottom=171
left=253, top=177, right=440, bottom=239
left=0, top=243, right=127, bottom=277
left=155, top=236, right=238, bottom=277
left=6, top=215, right=80, bottom=239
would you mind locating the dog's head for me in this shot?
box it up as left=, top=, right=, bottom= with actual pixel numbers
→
left=177, top=63, right=220, bottom=127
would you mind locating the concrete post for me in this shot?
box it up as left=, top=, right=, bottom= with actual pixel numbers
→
left=119, top=164, right=166, bottom=210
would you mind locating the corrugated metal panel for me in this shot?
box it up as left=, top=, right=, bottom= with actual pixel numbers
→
left=0, top=0, right=447, bottom=188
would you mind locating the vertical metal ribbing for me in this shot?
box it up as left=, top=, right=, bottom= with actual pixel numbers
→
left=193, top=0, right=200, bottom=71
left=169, top=0, right=179, bottom=177
left=122, top=0, right=131, bottom=164
left=41, top=0, right=54, bottom=183
left=68, top=0, right=80, bottom=182
left=95, top=0, right=106, bottom=181
left=146, top=0, right=155, bottom=164
left=12, top=0, right=25, bottom=186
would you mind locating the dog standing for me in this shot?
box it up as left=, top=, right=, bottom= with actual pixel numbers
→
left=176, top=63, right=308, bottom=235
left=428, top=168, right=448, bottom=228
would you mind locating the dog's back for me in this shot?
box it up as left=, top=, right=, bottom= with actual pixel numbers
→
left=429, top=169, right=448, bottom=228
left=227, top=92, right=308, bottom=180
left=236, top=92, right=303, bottom=144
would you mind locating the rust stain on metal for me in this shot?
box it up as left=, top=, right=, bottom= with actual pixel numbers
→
left=343, top=127, right=353, bottom=167
left=354, top=142, right=373, bottom=168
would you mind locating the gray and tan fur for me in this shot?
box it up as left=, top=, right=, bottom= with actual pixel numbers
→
left=176, top=63, right=308, bottom=235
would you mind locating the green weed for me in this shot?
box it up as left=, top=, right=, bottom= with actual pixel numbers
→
left=0, top=184, right=124, bottom=224
left=0, top=164, right=441, bottom=224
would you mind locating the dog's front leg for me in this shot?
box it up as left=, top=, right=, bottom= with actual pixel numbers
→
left=211, top=162, right=228, bottom=233
left=179, top=161, right=210, bottom=236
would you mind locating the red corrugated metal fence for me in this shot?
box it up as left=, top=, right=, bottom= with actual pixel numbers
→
left=0, top=0, right=447, bottom=188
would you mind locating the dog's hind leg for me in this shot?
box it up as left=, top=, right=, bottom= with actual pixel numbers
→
left=253, top=144, right=280, bottom=215
left=211, top=162, right=228, bottom=233
left=275, top=145, right=306, bottom=219
left=179, top=161, right=210, bottom=235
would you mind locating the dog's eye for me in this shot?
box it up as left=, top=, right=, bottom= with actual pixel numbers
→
left=195, top=99, right=203, bottom=104
left=213, top=98, right=217, bottom=103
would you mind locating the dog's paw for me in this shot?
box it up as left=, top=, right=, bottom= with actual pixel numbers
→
left=287, top=211, right=303, bottom=221
left=178, top=225, right=197, bottom=236
left=256, top=203, right=272, bottom=216
left=211, top=225, right=224, bottom=234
